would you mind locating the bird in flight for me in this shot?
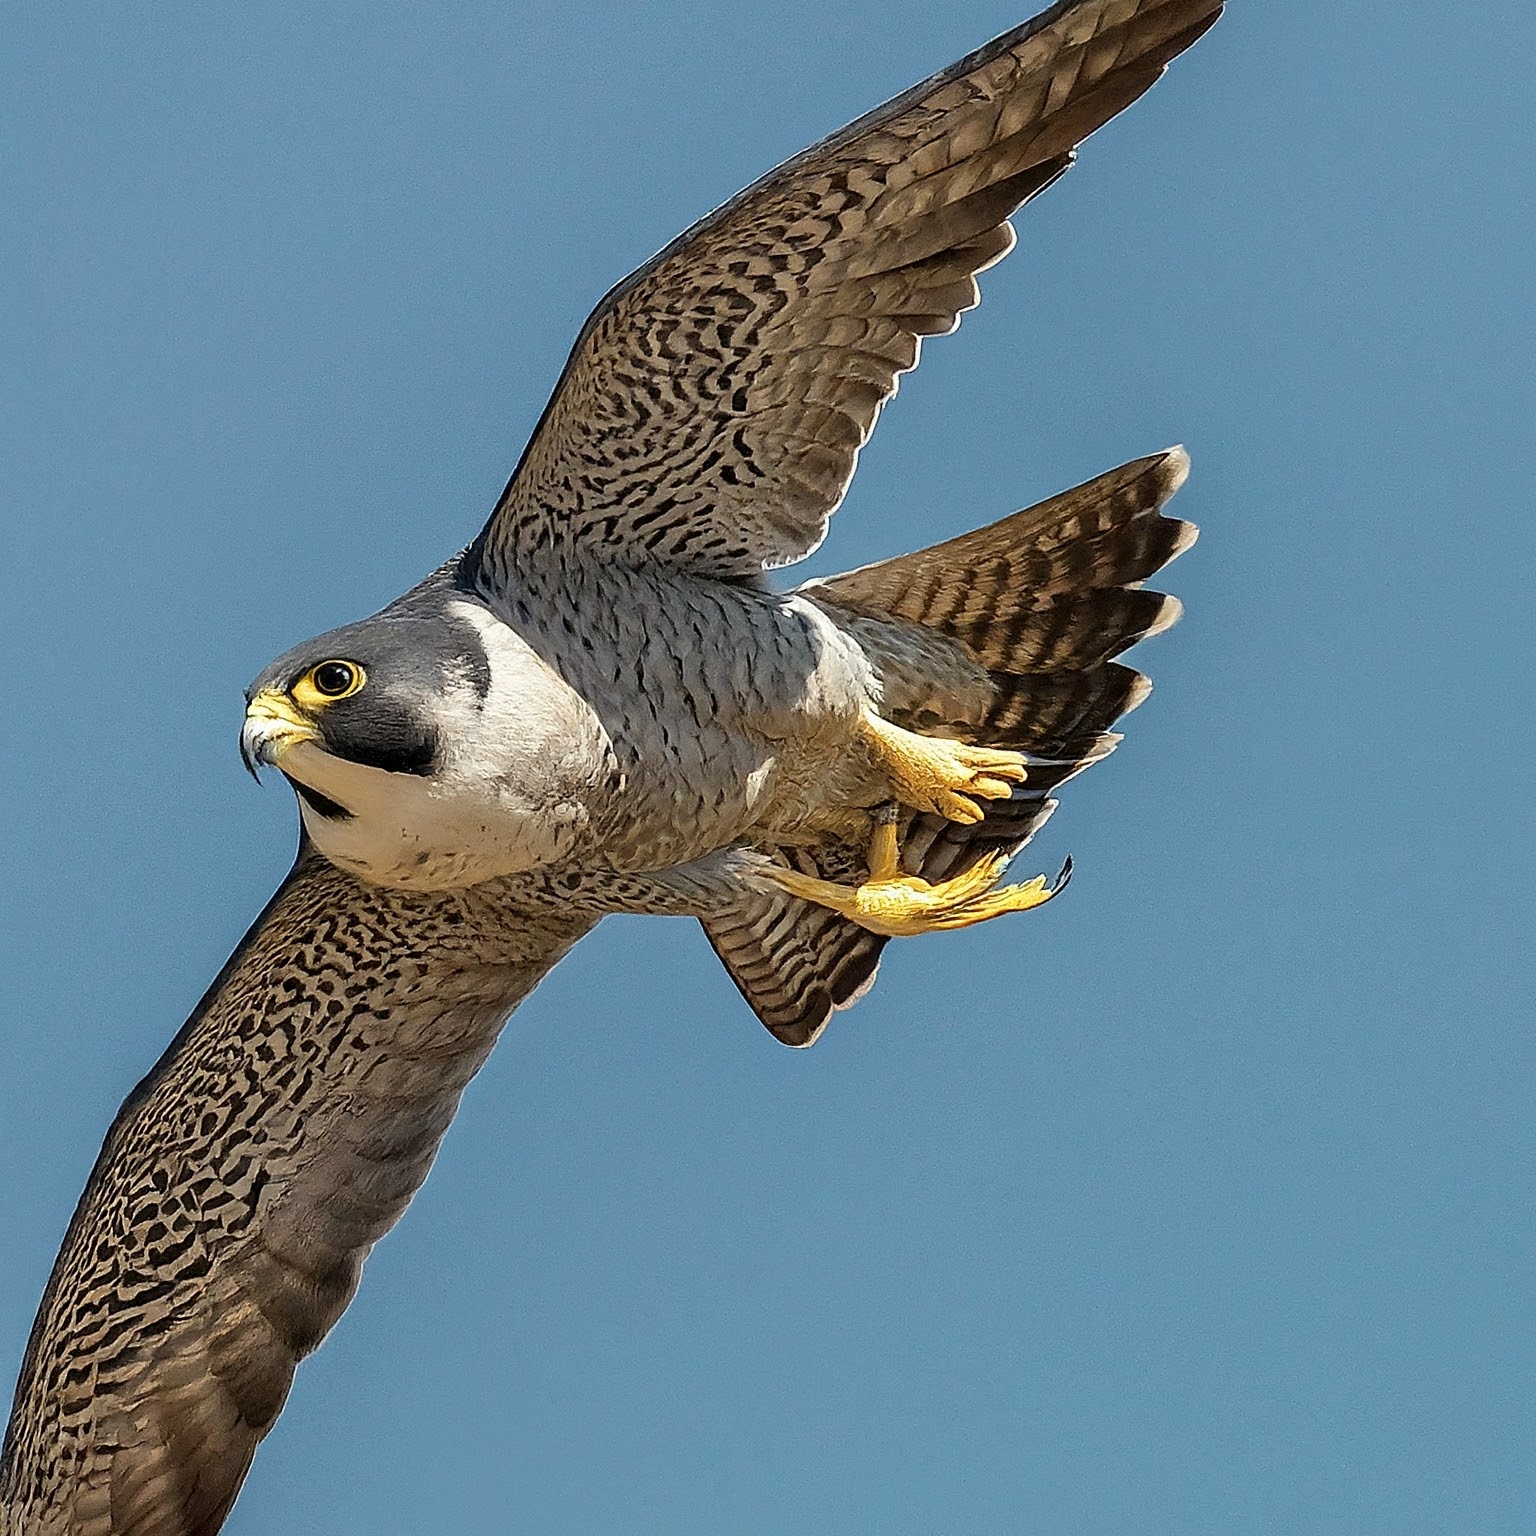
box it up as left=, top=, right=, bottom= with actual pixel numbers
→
left=1, top=2, right=1221, bottom=1530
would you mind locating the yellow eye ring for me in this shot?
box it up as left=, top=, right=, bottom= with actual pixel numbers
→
left=293, top=659, right=366, bottom=708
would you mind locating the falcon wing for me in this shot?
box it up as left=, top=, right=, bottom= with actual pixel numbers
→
left=1, top=842, right=593, bottom=1536
left=467, top=0, right=1221, bottom=586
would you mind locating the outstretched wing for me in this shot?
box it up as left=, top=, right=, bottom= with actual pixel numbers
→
left=468, top=0, right=1221, bottom=586
left=0, top=843, right=593, bottom=1536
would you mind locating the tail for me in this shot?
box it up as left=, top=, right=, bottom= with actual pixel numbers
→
left=703, top=449, right=1195, bottom=1047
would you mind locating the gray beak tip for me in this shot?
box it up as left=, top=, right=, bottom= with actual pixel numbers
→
left=239, top=717, right=269, bottom=784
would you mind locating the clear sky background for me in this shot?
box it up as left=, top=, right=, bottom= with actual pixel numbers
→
left=2, top=3, right=1531, bottom=1532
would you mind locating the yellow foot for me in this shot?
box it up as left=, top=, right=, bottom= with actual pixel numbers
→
left=763, top=828, right=1071, bottom=939
left=857, top=710, right=1026, bottom=825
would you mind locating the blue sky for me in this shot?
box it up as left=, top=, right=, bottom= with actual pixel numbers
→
left=2, top=3, right=1531, bottom=1531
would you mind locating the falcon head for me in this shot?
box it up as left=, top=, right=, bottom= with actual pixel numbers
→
left=243, top=613, right=483, bottom=795
left=243, top=594, right=488, bottom=792
left=240, top=591, right=495, bottom=887
left=239, top=585, right=599, bottom=891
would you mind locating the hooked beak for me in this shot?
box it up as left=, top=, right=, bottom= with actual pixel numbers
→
left=241, top=690, right=319, bottom=782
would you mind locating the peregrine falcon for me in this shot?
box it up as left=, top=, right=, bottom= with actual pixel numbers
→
left=1, top=3, right=1221, bottom=1531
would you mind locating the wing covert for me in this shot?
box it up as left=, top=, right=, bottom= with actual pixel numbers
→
left=0, top=844, right=593, bottom=1536
left=470, top=0, right=1221, bottom=585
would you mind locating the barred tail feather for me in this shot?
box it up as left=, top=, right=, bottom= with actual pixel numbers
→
left=710, top=450, right=1195, bottom=1046
left=809, top=448, right=1194, bottom=758
left=809, top=449, right=1193, bottom=638
left=701, top=847, right=888, bottom=1049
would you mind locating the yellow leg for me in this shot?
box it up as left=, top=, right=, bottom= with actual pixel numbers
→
left=761, top=806, right=1071, bottom=939
left=866, top=803, right=903, bottom=881
left=857, top=710, right=1026, bottom=825
left=760, top=713, right=1055, bottom=937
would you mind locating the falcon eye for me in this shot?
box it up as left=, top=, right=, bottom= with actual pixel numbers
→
left=308, top=661, right=363, bottom=699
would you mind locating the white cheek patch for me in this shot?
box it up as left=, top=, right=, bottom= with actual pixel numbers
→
left=439, top=598, right=611, bottom=805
